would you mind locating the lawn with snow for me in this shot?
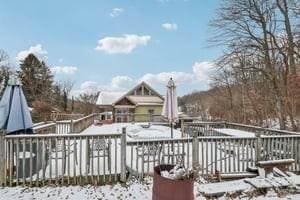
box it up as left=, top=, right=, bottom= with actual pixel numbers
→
left=1, top=177, right=300, bottom=200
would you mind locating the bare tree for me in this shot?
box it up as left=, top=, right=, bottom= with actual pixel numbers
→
left=0, top=50, right=12, bottom=98
left=209, top=0, right=300, bottom=130
left=78, top=91, right=99, bottom=115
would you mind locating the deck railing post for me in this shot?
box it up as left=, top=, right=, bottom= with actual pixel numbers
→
left=181, top=119, right=185, bottom=137
left=0, top=130, right=6, bottom=186
left=70, top=119, right=74, bottom=133
left=256, top=133, right=262, bottom=163
left=120, top=127, right=127, bottom=182
left=192, top=131, right=199, bottom=168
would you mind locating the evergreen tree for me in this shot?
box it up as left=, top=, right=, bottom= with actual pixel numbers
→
left=18, top=53, right=53, bottom=106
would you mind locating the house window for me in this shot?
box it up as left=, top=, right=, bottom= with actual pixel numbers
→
left=144, top=87, right=150, bottom=95
left=148, top=109, right=154, bottom=115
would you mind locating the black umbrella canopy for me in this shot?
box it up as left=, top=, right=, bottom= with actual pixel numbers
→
left=0, top=77, right=33, bottom=134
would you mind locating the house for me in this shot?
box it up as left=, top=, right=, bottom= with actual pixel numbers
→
left=96, top=82, right=164, bottom=122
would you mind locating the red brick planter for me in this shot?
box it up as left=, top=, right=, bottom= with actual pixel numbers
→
left=152, top=164, right=194, bottom=200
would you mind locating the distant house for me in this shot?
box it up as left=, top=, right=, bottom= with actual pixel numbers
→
left=96, top=82, right=164, bottom=122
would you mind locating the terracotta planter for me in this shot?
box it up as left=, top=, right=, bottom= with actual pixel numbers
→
left=152, top=164, right=194, bottom=200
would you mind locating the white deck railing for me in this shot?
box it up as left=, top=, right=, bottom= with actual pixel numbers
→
left=1, top=120, right=300, bottom=187
left=3, top=132, right=124, bottom=186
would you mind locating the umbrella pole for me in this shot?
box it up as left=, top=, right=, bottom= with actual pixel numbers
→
left=171, top=122, right=173, bottom=139
left=171, top=122, right=174, bottom=151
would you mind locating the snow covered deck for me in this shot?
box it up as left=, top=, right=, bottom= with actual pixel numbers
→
left=213, top=128, right=256, bottom=138
left=81, top=123, right=182, bottom=141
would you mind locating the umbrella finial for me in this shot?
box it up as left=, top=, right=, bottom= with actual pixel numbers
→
left=167, top=77, right=175, bottom=88
left=8, top=74, right=21, bottom=86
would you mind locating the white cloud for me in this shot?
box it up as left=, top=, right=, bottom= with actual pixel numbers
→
left=110, top=8, right=124, bottom=17
left=157, top=0, right=189, bottom=2
left=75, top=76, right=134, bottom=96
left=192, top=61, right=215, bottom=82
left=51, top=66, right=78, bottom=75
left=111, top=76, right=133, bottom=89
left=80, top=81, right=98, bottom=93
left=95, top=34, right=151, bottom=54
left=74, top=61, right=214, bottom=96
left=71, top=81, right=98, bottom=96
left=140, top=72, right=194, bottom=86
left=16, top=44, right=48, bottom=61
left=161, top=23, right=178, bottom=31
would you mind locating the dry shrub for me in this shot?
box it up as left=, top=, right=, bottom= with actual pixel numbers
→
left=32, top=100, right=52, bottom=122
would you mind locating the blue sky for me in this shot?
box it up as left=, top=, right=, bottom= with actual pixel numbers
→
left=0, top=0, right=222, bottom=96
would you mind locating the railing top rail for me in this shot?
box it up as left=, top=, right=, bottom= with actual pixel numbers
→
left=56, top=120, right=72, bottom=123
left=33, top=122, right=46, bottom=127
left=54, top=113, right=84, bottom=116
left=183, top=121, right=300, bottom=135
left=226, top=122, right=300, bottom=135
left=261, top=134, right=300, bottom=138
left=114, top=113, right=162, bottom=116
left=197, top=136, right=257, bottom=139
left=5, top=132, right=122, bottom=139
left=127, top=135, right=257, bottom=144
left=127, top=137, right=191, bottom=144
left=184, top=121, right=226, bottom=125
left=33, top=123, right=56, bottom=130
left=73, top=113, right=97, bottom=123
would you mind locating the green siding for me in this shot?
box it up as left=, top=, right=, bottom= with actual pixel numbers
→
left=134, top=105, right=162, bottom=122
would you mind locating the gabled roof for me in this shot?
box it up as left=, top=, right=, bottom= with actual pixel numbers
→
left=127, top=95, right=164, bottom=105
left=129, top=81, right=164, bottom=100
left=114, top=96, right=136, bottom=106
left=112, top=81, right=164, bottom=105
left=96, top=91, right=125, bottom=105
left=96, top=81, right=164, bottom=106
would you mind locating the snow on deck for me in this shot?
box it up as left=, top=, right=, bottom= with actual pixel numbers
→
left=81, top=123, right=182, bottom=141
left=214, top=128, right=256, bottom=138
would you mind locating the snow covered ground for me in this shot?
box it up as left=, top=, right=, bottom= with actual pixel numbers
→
left=81, top=123, right=182, bottom=140
left=1, top=177, right=300, bottom=200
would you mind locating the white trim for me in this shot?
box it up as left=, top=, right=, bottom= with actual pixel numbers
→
left=114, top=105, right=136, bottom=109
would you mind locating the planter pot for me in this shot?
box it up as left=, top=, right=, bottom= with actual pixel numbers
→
left=14, top=141, right=46, bottom=178
left=152, top=164, right=194, bottom=200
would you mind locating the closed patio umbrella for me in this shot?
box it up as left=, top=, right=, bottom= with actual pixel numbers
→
left=0, top=76, right=39, bottom=178
left=162, top=78, right=178, bottom=139
left=0, top=76, right=33, bottom=134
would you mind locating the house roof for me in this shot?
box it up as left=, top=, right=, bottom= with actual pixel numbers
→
left=96, top=91, right=125, bottom=105
left=127, top=95, right=164, bottom=105
left=112, top=82, right=164, bottom=105
left=96, top=82, right=164, bottom=106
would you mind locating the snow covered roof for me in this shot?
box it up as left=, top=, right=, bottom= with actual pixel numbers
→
left=96, top=91, right=125, bottom=105
left=127, top=96, right=164, bottom=105
left=96, top=82, right=164, bottom=106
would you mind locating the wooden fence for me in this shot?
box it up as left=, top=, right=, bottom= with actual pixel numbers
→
left=2, top=120, right=300, bottom=187
left=183, top=121, right=300, bottom=137
left=1, top=131, right=126, bottom=186
left=33, top=123, right=56, bottom=135
left=226, top=122, right=300, bottom=136
left=51, top=113, right=84, bottom=121
left=34, top=113, right=97, bottom=135
left=114, top=113, right=164, bottom=123
left=183, top=122, right=227, bottom=137
left=125, top=135, right=300, bottom=178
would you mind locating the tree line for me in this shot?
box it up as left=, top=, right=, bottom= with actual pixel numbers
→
left=179, top=0, right=300, bottom=131
left=0, top=51, right=99, bottom=122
